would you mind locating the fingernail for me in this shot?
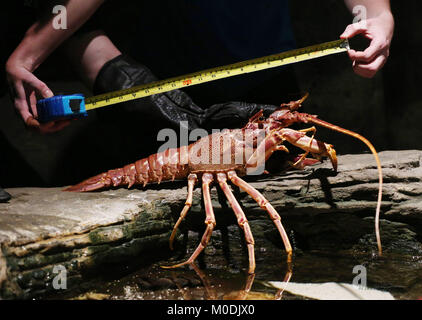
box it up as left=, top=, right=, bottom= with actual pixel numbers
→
left=44, top=89, right=54, bottom=97
left=25, top=116, right=40, bottom=128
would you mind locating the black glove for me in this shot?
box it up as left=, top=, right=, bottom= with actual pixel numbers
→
left=93, top=54, right=278, bottom=132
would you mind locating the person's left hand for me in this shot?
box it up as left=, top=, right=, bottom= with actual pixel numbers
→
left=340, top=11, right=394, bottom=78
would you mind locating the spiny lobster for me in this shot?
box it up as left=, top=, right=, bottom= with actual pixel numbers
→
left=65, top=94, right=383, bottom=274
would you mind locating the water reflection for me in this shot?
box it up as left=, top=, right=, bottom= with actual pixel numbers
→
left=183, top=262, right=293, bottom=300
left=190, top=262, right=256, bottom=300
left=47, top=240, right=422, bottom=300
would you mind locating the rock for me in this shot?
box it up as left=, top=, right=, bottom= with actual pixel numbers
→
left=150, top=278, right=177, bottom=290
left=0, top=187, right=180, bottom=299
left=1, top=150, right=421, bottom=299
left=136, top=279, right=153, bottom=291
left=172, top=277, right=190, bottom=288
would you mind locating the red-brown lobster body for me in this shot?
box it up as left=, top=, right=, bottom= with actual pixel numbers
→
left=66, top=95, right=383, bottom=274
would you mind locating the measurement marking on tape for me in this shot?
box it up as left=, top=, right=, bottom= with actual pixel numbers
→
left=85, top=39, right=349, bottom=110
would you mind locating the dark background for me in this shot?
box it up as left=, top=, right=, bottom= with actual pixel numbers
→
left=0, top=0, right=421, bottom=188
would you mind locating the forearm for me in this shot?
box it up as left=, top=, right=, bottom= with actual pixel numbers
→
left=7, top=0, right=104, bottom=73
left=344, top=0, right=391, bottom=18
left=63, top=31, right=122, bottom=87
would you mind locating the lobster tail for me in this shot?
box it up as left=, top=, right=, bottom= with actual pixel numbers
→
left=64, top=169, right=126, bottom=192
left=64, top=147, right=190, bottom=192
left=64, top=173, right=110, bottom=192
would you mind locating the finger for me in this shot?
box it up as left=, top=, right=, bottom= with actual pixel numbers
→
left=6, top=77, right=19, bottom=101
left=38, top=122, right=57, bottom=134
left=25, top=73, right=54, bottom=98
left=340, top=21, right=368, bottom=39
left=23, top=83, right=38, bottom=118
left=353, top=65, right=374, bottom=78
left=353, top=54, right=387, bottom=78
left=12, top=80, right=26, bottom=102
left=56, top=119, right=71, bottom=128
left=29, top=90, right=38, bottom=118
left=13, top=82, right=35, bottom=124
left=15, top=99, right=35, bottom=125
left=349, top=38, right=386, bottom=63
left=48, top=120, right=71, bottom=132
left=25, top=115, right=41, bottom=129
left=39, top=120, right=71, bottom=134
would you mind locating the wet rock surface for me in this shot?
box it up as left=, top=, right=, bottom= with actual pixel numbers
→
left=1, top=150, right=422, bottom=299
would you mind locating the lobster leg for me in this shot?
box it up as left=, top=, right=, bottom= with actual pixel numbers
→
left=291, top=126, right=316, bottom=169
left=245, top=127, right=338, bottom=174
left=227, top=170, right=292, bottom=262
left=190, top=262, right=218, bottom=300
left=169, top=174, right=198, bottom=250
left=162, top=173, right=216, bottom=269
left=275, top=266, right=293, bottom=300
left=277, top=128, right=338, bottom=171
left=217, top=173, right=256, bottom=274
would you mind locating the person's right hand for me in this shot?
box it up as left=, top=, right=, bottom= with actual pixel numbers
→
left=6, top=58, right=71, bottom=134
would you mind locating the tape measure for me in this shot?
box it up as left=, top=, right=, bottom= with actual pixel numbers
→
left=36, top=38, right=350, bottom=123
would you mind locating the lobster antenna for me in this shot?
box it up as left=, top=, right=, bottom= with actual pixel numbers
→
left=298, top=92, right=310, bottom=104
left=307, top=116, right=383, bottom=255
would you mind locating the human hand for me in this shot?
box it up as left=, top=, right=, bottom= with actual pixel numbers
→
left=6, top=59, right=70, bottom=133
left=340, top=11, right=394, bottom=78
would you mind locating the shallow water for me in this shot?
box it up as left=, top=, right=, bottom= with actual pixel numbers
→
left=56, top=246, right=422, bottom=300
left=45, top=211, right=422, bottom=301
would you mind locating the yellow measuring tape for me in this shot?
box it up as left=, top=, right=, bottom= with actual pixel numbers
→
left=85, top=39, right=350, bottom=110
